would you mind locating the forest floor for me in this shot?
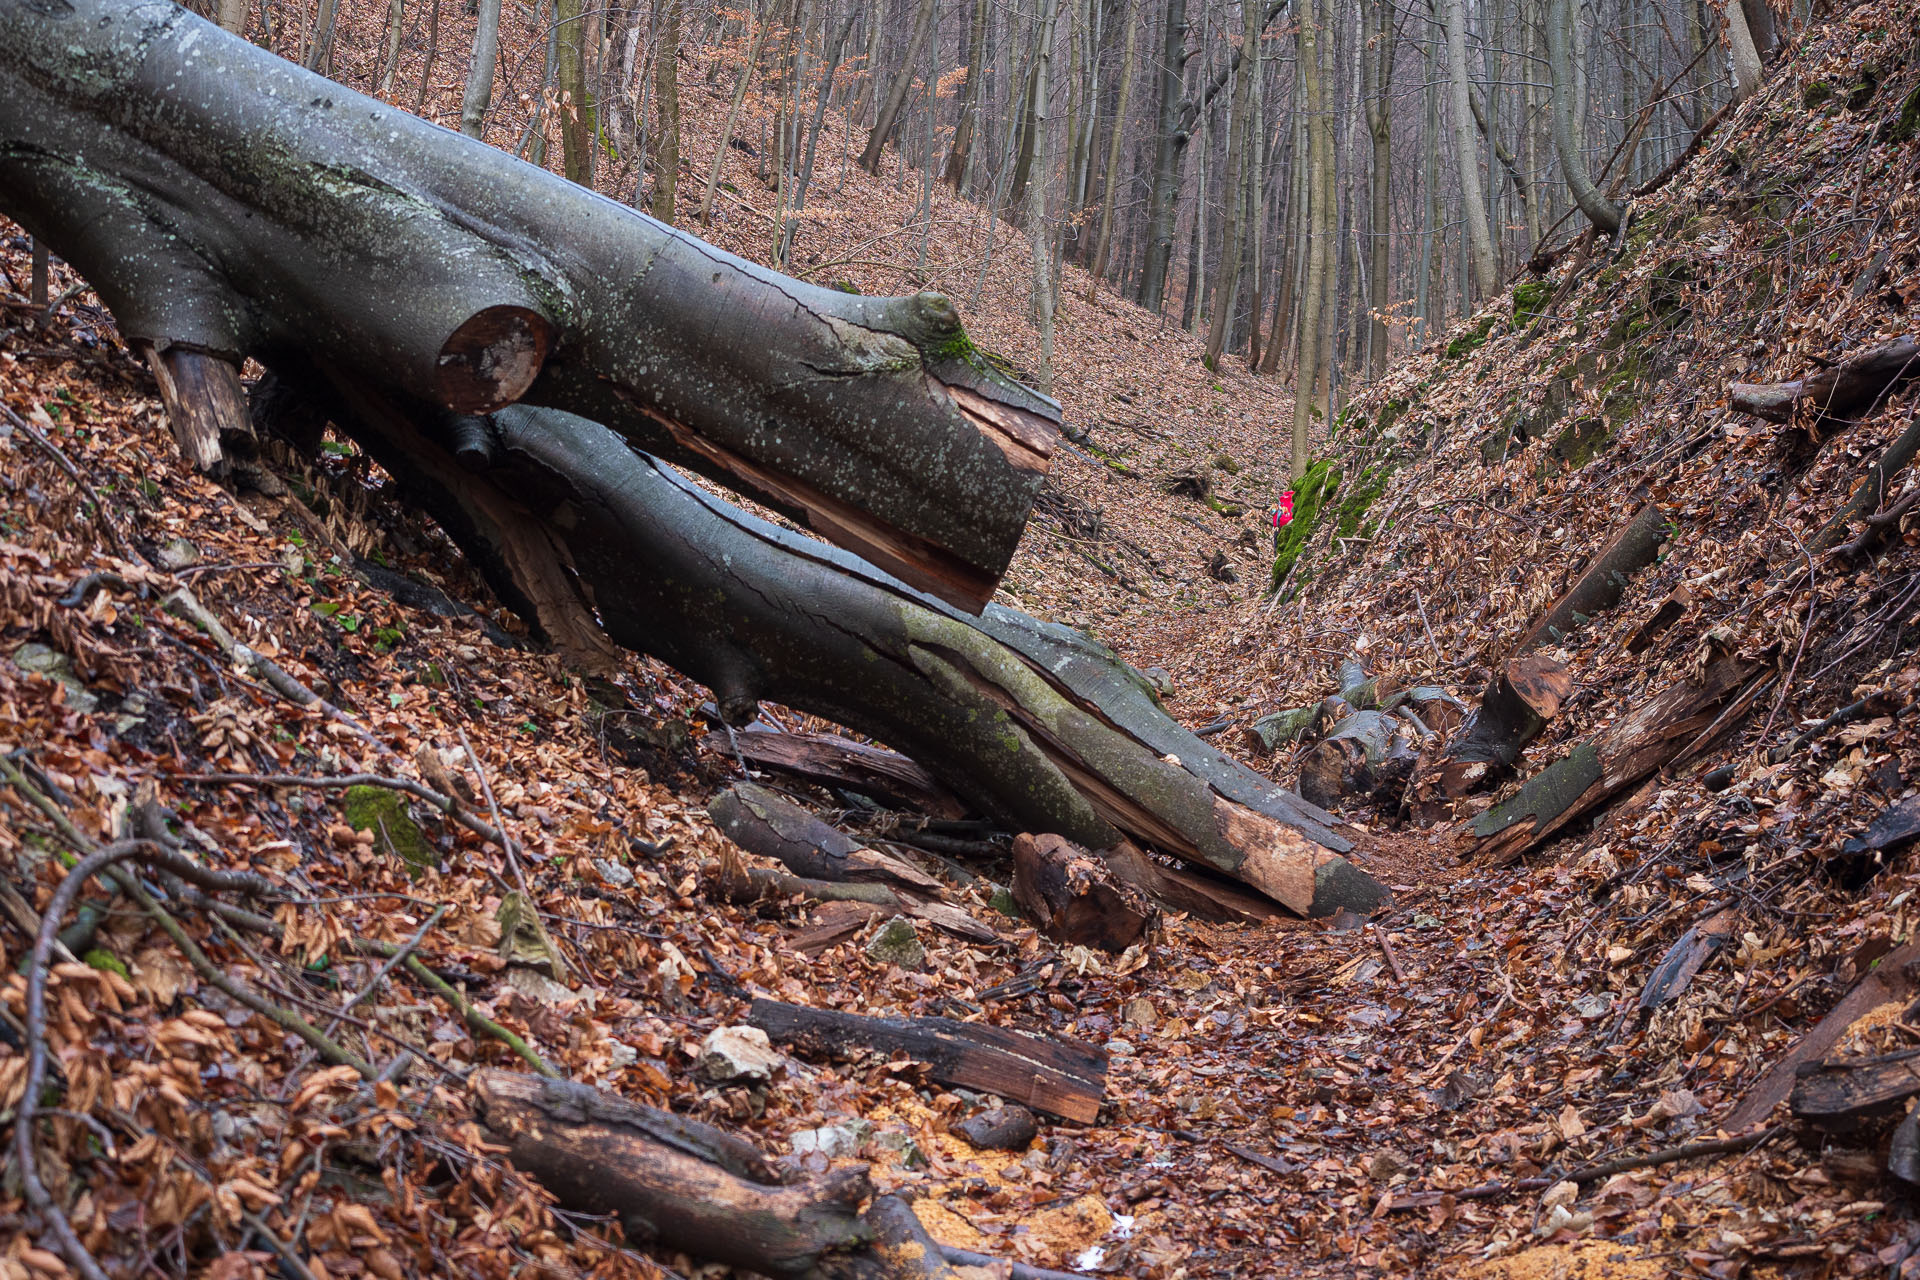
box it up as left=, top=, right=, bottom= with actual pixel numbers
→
left=6, top=3, right=1920, bottom=1279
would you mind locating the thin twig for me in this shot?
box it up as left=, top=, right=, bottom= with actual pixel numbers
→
left=1, top=398, right=134, bottom=559
left=458, top=724, right=533, bottom=902
left=323, top=904, right=449, bottom=1037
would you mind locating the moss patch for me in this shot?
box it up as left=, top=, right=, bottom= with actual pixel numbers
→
left=1445, top=314, right=1498, bottom=361
left=344, top=784, right=433, bottom=875
left=1887, top=84, right=1920, bottom=145
left=83, top=948, right=130, bottom=978
left=1270, top=460, right=1341, bottom=593
left=1332, top=464, right=1391, bottom=540
left=1512, top=279, right=1552, bottom=325
left=1803, top=80, right=1834, bottom=109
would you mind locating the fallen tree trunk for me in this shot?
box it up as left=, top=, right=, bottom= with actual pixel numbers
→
left=1512, top=504, right=1670, bottom=654
left=1421, top=655, right=1572, bottom=800
left=720, top=729, right=967, bottom=819
left=1297, top=711, right=1419, bottom=811
left=1790, top=1048, right=1920, bottom=1134
left=709, top=784, right=944, bottom=897
left=1729, top=337, right=1920, bottom=425
left=471, top=1069, right=871, bottom=1276
left=747, top=998, right=1107, bottom=1123
left=295, top=387, right=1382, bottom=920
left=1471, top=652, right=1764, bottom=863
left=711, top=863, right=997, bottom=943
left=1011, top=833, right=1157, bottom=952
left=0, top=0, right=1060, bottom=609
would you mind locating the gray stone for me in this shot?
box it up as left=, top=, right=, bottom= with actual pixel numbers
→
left=608, top=1041, right=639, bottom=1070
left=697, top=1025, right=781, bottom=1084
left=155, top=537, right=200, bottom=571
left=13, top=642, right=98, bottom=713
left=594, top=857, right=635, bottom=888
left=791, top=1120, right=870, bottom=1158
left=864, top=915, right=925, bottom=969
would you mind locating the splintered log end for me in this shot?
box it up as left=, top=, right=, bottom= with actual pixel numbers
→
left=1728, top=380, right=1801, bottom=423
left=1012, top=833, right=1157, bottom=952
left=1505, top=655, right=1573, bottom=721
left=1469, top=742, right=1604, bottom=857
left=434, top=305, right=552, bottom=411
left=945, top=383, right=1059, bottom=478
left=143, top=344, right=252, bottom=475
left=1213, top=801, right=1388, bottom=918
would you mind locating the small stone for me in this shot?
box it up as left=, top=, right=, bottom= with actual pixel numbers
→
left=608, top=1041, right=639, bottom=1070
left=12, top=642, right=99, bottom=713
left=1142, top=666, right=1175, bottom=695
left=594, top=857, right=635, bottom=888
left=864, top=915, right=925, bottom=969
left=791, top=1120, right=869, bottom=1158
left=1105, top=1037, right=1135, bottom=1057
left=154, top=537, right=201, bottom=571
left=1367, top=1149, right=1409, bottom=1182
left=954, top=1105, right=1038, bottom=1152
left=1123, top=997, right=1158, bottom=1029
left=871, top=1128, right=927, bottom=1167
left=698, top=1025, right=781, bottom=1084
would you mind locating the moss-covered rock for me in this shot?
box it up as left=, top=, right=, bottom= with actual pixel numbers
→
left=1512, top=279, right=1552, bottom=325
left=1803, top=80, right=1834, bottom=109
left=1332, top=464, right=1390, bottom=540
left=1212, top=452, right=1240, bottom=474
left=343, top=784, right=433, bottom=875
left=1270, top=459, right=1341, bottom=593
left=1444, top=314, right=1498, bottom=360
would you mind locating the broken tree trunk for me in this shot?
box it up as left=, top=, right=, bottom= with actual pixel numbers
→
left=1297, top=711, right=1419, bottom=811
left=1471, top=652, right=1765, bottom=863
left=1790, top=1048, right=1920, bottom=1135
left=720, top=729, right=968, bottom=819
left=747, top=998, right=1107, bottom=1122
left=709, top=783, right=944, bottom=897
left=710, top=859, right=997, bottom=944
left=471, top=1069, right=870, bottom=1276
left=0, top=0, right=1060, bottom=610
left=1011, top=832, right=1156, bottom=952
left=1511, top=504, right=1670, bottom=654
left=299, top=388, right=1383, bottom=920
left=1729, top=336, right=1920, bottom=425
left=1420, top=655, right=1572, bottom=800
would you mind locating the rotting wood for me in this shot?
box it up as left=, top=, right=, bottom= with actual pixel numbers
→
left=1639, top=908, right=1737, bottom=1011
left=1512, top=504, right=1670, bottom=654
left=747, top=998, right=1108, bottom=1123
left=1725, top=939, right=1920, bottom=1130
left=1790, top=1047, right=1920, bottom=1134
left=1729, top=336, right=1919, bottom=425
left=141, top=344, right=252, bottom=475
left=1297, top=711, right=1418, bottom=811
left=1473, top=653, right=1764, bottom=863
left=1415, top=655, right=1571, bottom=808
left=713, top=862, right=996, bottom=943
left=720, top=729, right=969, bottom=819
left=1011, top=833, right=1157, bottom=953
left=709, top=784, right=944, bottom=897
left=1627, top=585, right=1693, bottom=654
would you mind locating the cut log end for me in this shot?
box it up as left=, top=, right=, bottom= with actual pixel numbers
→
left=1012, top=832, right=1156, bottom=952
left=434, top=305, right=553, bottom=411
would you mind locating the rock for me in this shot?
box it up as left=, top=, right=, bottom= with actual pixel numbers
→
left=954, top=1105, right=1038, bottom=1151
left=1367, top=1149, right=1409, bottom=1182
left=608, top=1041, right=639, bottom=1070
left=1141, top=667, right=1175, bottom=696
left=1105, top=1037, right=1135, bottom=1057
left=1123, top=997, right=1158, bottom=1029
left=154, top=536, right=200, bottom=571
left=495, top=890, right=568, bottom=979
left=13, top=642, right=99, bottom=713
left=1205, top=549, right=1238, bottom=583
left=864, top=915, right=925, bottom=969
left=871, top=1127, right=927, bottom=1167
left=697, top=1025, right=781, bottom=1084
left=791, top=1120, right=870, bottom=1158
left=594, top=857, right=635, bottom=888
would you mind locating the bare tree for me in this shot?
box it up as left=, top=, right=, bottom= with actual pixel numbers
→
left=1292, top=0, right=1332, bottom=475
left=1203, top=0, right=1260, bottom=369
left=1442, top=0, right=1497, bottom=299
left=652, top=0, right=682, bottom=219
left=1086, top=0, right=1140, bottom=294
left=1548, top=0, right=1620, bottom=231
left=460, top=0, right=505, bottom=138
left=859, top=0, right=935, bottom=173
left=944, top=0, right=990, bottom=186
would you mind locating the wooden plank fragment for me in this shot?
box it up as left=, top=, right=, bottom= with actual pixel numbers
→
left=1791, top=1048, right=1920, bottom=1134
left=718, top=728, right=968, bottom=818
left=747, top=997, right=1108, bottom=1123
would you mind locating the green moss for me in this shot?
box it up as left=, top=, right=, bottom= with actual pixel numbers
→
left=343, top=784, right=433, bottom=875
left=1212, top=452, right=1240, bottom=474
left=83, top=948, right=129, bottom=978
left=1269, top=460, right=1341, bottom=593
left=1512, top=279, right=1552, bottom=325
left=1846, top=67, right=1879, bottom=111
left=1377, top=398, right=1409, bottom=436
left=1887, top=85, right=1920, bottom=145
left=1803, top=80, right=1834, bottom=109
left=1332, top=464, right=1390, bottom=540
left=1444, top=314, right=1498, bottom=360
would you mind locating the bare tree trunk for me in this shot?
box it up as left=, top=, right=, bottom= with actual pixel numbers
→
left=1363, top=0, right=1392, bottom=377
left=651, top=0, right=681, bottom=219
left=377, top=0, right=406, bottom=96
left=1443, top=0, right=1497, bottom=299
left=777, top=7, right=856, bottom=266
left=943, top=0, right=990, bottom=185
left=1548, top=0, right=1620, bottom=231
left=557, top=0, right=596, bottom=186
left=214, top=0, right=247, bottom=35
left=857, top=0, right=889, bottom=122
left=1292, top=0, right=1331, bottom=476
left=460, top=0, right=504, bottom=138
left=700, top=9, right=768, bottom=222
left=1028, top=0, right=1060, bottom=389
left=1202, top=0, right=1260, bottom=368
left=1723, top=0, right=1764, bottom=103
left=859, top=0, right=935, bottom=173
left=1086, top=0, right=1139, bottom=294
left=415, top=0, right=442, bottom=114
left=1139, top=0, right=1191, bottom=312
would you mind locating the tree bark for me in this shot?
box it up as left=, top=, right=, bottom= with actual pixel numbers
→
left=1547, top=0, right=1621, bottom=233
left=709, top=783, right=945, bottom=895
left=1443, top=0, right=1499, bottom=298
left=1363, top=0, right=1393, bottom=378
left=1138, top=0, right=1192, bottom=313
left=556, top=0, right=597, bottom=186
left=1027, top=0, right=1061, bottom=388
left=650, top=0, right=680, bottom=218
left=1723, top=0, right=1764, bottom=103
left=1729, top=337, right=1920, bottom=424
left=1012, top=832, right=1157, bottom=952
left=0, top=0, right=1061, bottom=613
left=859, top=0, right=935, bottom=173
left=1416, top=654, right=1571, bottom=802
left=718, top=729, right=967, bottom=818
left=296, top=388, right=1381, bottom=919
left=1086, top=1, right=1140, bottom=293
left=1202, top=0, right=1261, bottom=369
left=1297, top=710, right=1419, bottom=811
left=460, top=0, right=504, bottom=137
left=1291, top=0, right=1332, bottom=475
left=943, top=0, right=990, bottom=186
left=1511, top=503, right=1670, bottom=653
